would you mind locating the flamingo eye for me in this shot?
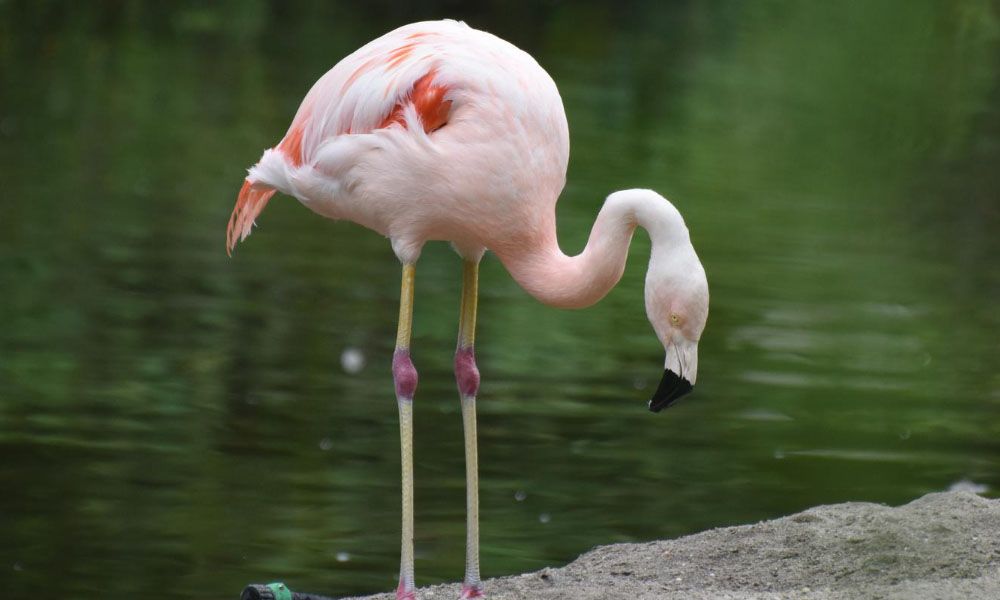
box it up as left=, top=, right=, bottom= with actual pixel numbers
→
left=670, top=313, right=682, bottom=326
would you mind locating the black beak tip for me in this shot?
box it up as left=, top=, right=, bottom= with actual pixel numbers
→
left=648, top=369, right=694, bottom=412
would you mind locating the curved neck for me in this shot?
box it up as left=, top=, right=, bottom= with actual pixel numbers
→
left=495, top=189, right=690, bottom=309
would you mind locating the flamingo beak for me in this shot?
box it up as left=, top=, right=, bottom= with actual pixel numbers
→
left=648, top=369, right=693, bottom=412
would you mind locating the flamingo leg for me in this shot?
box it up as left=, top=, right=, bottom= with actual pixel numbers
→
left=455, top=260, right=484, bottom=599
left=394, top=263, right=419, bottom=600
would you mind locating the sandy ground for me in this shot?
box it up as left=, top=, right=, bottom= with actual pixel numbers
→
left=345, top=491, right=999, bottom=600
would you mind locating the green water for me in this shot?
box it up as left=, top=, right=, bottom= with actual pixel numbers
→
left=1, top=1, right=998, bottom=598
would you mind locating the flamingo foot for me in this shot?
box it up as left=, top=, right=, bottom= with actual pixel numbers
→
left=460, top=583, right=485, bottom=599
left=396, top=581, right=417, bottom=600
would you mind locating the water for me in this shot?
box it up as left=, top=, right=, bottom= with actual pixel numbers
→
left=1, top=2, right=998, bottom=598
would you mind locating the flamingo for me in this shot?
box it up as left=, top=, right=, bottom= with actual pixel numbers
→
left=227, top=19, right=709, bottom=600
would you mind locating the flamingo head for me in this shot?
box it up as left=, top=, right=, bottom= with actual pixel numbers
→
left=643, top=236, right=709, bottom=412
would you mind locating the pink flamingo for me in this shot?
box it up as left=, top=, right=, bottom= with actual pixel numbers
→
left=227, top=19, right=708, bottom=600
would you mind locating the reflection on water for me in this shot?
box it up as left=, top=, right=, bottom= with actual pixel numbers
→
left=1, top=2, right=998, bottom=598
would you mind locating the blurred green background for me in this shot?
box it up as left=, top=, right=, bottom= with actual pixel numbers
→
left=1, top=0, right=998, bottom=598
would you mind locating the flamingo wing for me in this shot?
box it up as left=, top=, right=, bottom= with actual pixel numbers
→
left=226, top=21, right=464, bottom=254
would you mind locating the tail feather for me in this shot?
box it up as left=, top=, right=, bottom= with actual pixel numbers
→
left=226, top=179, right=277, bottom=256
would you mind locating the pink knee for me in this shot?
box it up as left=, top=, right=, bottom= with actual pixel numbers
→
left=454, top=347, right=480, bottom=398
left=393, top=349, right=418, bottom=400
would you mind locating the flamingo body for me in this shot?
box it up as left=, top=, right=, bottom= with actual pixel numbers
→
left=228, top=19, right=569, bottom=263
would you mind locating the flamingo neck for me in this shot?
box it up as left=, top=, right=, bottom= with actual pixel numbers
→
left=495, top=189, right=690, bottom=309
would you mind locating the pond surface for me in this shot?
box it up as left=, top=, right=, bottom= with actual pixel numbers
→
left=1, top=2, right=998, bottom=598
